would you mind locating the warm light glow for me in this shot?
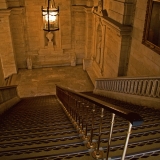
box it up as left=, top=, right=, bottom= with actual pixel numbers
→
left=45, top=14, right=56, bottom=22
left=42, top=0, right=59, bottom=31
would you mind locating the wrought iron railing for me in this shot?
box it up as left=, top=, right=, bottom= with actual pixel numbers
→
left=0, top=85, right=18, bottom=104
left=95, top=77, right=160, bottom=98
left=56, top=85, right=143, bottom=160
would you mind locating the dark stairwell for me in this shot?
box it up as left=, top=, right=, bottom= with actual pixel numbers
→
left=0, top=86, right=160, bottom=160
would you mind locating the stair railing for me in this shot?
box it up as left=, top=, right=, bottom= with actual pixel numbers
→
left=94, top=77, right=160, bottom=98
left=56, top=85, right=143, bottom=160
left=0, top=85, right=19, bottom=115
left=0, top=85, right=18, bottom=104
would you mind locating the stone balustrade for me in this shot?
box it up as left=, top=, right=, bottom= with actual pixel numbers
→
left=94, top=77, right=160, bottom=108
left=95, top=77, right=160, bottom=98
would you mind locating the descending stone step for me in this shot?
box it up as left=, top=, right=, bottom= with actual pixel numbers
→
left=0, top=95, right=87, bottom=160
left=0, top=93, right=160, bottom=160
left=0, top=130, right=78, bottom=143
left=11, top=149, right=91, bottom=160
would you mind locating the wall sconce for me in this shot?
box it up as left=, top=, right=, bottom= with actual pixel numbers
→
left=42, top=0, right=59, bottom=31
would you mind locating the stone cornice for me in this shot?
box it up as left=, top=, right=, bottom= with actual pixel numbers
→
left=102, top=16, right=132, bottom=36
left=10, top=7, right=25, bottom=14
left=93, top=11, right=132, bottom=36
left=83, top=6, right=92, bottom=13
left=0, top=9, right=11, bottom=16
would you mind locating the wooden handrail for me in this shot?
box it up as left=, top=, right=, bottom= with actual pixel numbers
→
left=56, top=85, right=143, bottom=126
left=0, top=85, right=17, bottom=90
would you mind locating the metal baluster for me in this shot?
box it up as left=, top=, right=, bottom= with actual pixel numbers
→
left=121, top=122, right=132, bottom=160
left=77, top=102, right=83, bottom=133
left=70, top=96, right=73, bottom=117
left=68, top=95, right=71, bottom=115
left=75, top=100, right=79, bottom=123
left=106, top=113, right=115, bottom=159
left=77, top=101, right=82, bottom=131
left=73, top=98, right=76, bottom=120
left=68, top=95, right=73, bottom=122
left=71, top=97, right=76, bottom=125
left=82, top=105, right=90, bottom=141
left=71, top=97, right=74, bottom=118
left=86, top=104, right=96, bottom=149
left=79, top=103, right=85, bottom=134
left=91, top=108, right=104, bottom=159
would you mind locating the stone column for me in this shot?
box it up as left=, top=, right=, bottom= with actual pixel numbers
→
left=0, top=10, right=17, bottom=78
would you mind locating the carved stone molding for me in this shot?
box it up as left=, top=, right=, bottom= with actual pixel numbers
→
left=92, top=9, right=132, bottom=77
left=0, top=9, right=11, bottom=17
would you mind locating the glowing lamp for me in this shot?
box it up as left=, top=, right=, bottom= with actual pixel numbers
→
left=42, top=0, right=59, bottom=31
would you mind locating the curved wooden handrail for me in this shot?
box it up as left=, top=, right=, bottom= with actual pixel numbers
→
left=56, top=85, right=143, bottom=126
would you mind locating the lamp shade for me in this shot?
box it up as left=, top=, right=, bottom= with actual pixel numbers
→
left=42, top=0, right=59, bottom=31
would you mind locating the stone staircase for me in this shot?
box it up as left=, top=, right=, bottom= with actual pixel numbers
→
left=0, top=96, right=91, bottom=160
left=0, top=94, right=160, bottom=160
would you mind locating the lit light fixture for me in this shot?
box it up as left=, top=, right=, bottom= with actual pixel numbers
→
left=42, top=0, right=59, bottom=31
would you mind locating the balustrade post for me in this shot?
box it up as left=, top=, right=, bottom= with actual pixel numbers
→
left=121, top=122, right=132, bottom=160
left=106, top=113, right=115, bottom=159
left=82, top=105, right=90, bottom=141
left=73, top=98, right=76, bottom=120
left=91, top=108, right=104, bottom=159
left=79, top=103, right=85, bottom=134
left=78, top=101, right=81, bottom=127
left=86, top=104, right=96, bottom=149
left=75, top=100, right=79, bottom=123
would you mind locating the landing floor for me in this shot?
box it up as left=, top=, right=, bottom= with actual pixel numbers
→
left=16, top=65, right=94, bottom=97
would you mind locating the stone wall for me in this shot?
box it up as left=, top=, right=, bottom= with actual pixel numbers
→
left=10, top=8, right=26, bottom=68
left=87, top=0, right=160, bottom=78
left=89, top=0, right=133, bottom=78
left=0, top=0, right=91, bottom=70
left=108, top=0, right=135, bottom=25
left=0, top=0, right=8, bottom=9
left=0, top=9, right=17, bottom=78
left=72, top=6, right=86, bottom=64
left=7, top=0, right=24, bottom=7
left=127, top=0, right=160, bottom=76
left=0, top=0, right=159, bottom=77
left=7, top=0, right=74, bottom=68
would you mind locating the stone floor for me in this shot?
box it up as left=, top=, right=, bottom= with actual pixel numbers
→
left=17, top=65, right=94, bottom=98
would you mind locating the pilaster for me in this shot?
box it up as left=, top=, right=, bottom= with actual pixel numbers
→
left=10, top=7, right=26, bottom=68
left=84, top=7, right=93, bottom=59
left=0, top=9, right=17, bottom=78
